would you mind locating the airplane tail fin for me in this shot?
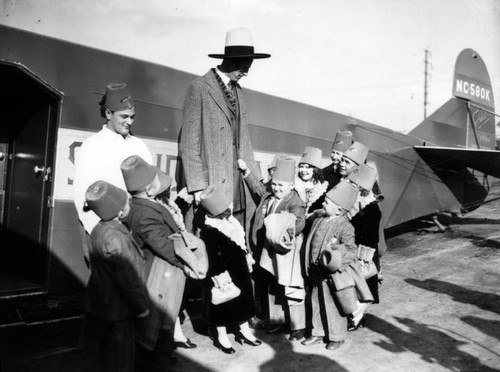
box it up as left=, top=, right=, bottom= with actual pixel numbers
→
left=409, top=49, right=496, bottom=150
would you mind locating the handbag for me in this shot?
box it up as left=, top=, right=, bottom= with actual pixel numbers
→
left=211, top=270, right=241, bottom=305
left=349, top=245, right=378, bottom=279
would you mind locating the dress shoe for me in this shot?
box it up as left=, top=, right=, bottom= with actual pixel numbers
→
left=249, top=316, right=267, bottom=330
left=348, top=315, right=366, bottom=331
left=214, top=339, right=236, bottom=354
left=174, top=338, right=197, bottom=349
left=326, top=340, right=345, bottom=350
left=235, top=333, right=262, bottom=347
left=266, top=324, right=288, bottom=335
left=288, top=329, right=305, bottom=341
left=301, top=336, right=324, bottom=346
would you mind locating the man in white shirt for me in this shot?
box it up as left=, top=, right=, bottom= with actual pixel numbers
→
left=73, top=83, right=153, bottom=265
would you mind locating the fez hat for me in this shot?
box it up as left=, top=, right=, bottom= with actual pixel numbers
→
left=332, top=130, right=353, bottom=153
left=200, top=185, right=230, bottom=217
left=343, top=141, right=369, bottom=165
left=299, top=146, right=323, bottom=169
left=348, top=163, right=377, bottom=191
left=268, top=154, right=280, bottom=170
left=320, top=246, right=342, bottom=274
left=99, top=83, right=135, bottom=111
left=325, top=180, right=359, bottom=211
left=272, top=158, right=296, bottom=183
left=157, top=170, right=173, bottom=195
left=84, top=180, right=128, bottom=221
left=264, top=212, right=296, bottom=254
left=120, top=155, right=158, bottom=192
left=208, top=27, right=271, bottom=59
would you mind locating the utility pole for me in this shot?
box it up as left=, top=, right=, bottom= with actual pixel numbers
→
left=424, top=49, right=431, bottom=119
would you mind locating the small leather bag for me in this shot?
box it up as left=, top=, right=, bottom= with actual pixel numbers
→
left=349, top=245, right=378, bottom=279
left=211, top=270, right=241, bottom=305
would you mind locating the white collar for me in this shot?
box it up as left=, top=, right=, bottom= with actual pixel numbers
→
left=101, top=124, right=131, bottom=140
left=216, top=67, right=231, bottom=88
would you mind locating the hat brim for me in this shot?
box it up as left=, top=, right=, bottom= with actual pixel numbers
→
left=208, top=53, right=271, bottom=59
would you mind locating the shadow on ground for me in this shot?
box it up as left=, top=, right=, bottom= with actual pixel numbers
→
left=405, top=278, right=500, bottom=315
left=366, top=314, right=498, bottom=372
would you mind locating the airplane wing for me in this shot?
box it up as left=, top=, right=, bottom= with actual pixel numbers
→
left=414, top=146, right=500, bottom=178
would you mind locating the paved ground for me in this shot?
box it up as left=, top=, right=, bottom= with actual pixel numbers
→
left=3, top=186, right=500, bottom=371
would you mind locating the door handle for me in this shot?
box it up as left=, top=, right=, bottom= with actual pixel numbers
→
left=34, top=165, right=45, bottom=174
left=0, top=152, right=4, bottom=161
left=34, top=165, right=52, bottom=181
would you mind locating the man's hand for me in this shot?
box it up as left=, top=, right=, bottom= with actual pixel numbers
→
left=193, top=190, right=202, bottom=205
left=237, top=159, right=250, bottom=177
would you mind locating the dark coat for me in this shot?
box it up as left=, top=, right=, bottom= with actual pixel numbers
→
left=200, top=224, right=255, bottom=326
left=350, top=201, right=382, bottom=303
left=84, top=220, right=149, bottom=321
left=322, top=163, right=342, bottom=192
left=126, top=198, right=183, bottom=275
left=125, top=198, right=186, bottom=349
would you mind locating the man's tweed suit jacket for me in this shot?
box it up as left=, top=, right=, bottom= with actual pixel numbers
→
left=180, top=70, right=261, bottom=202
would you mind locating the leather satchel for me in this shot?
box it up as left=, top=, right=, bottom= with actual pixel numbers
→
left=211, top=270, right=241, bottom=305
left=349, top=245, right=378, bottom=279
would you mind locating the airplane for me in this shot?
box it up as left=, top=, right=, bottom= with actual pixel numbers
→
left=0, top=24, right=498, bottom=298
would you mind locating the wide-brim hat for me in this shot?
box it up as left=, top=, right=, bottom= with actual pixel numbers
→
left=272, top=158, right=296, bottom=183
left=343, top=141, right=369, bottom=165
left=332, top=130, right=353, bottom=153
left=348, top=163, right=377, bottom=191
left=200, top=185, right=230, bottom=217
left=99, top=82, right=135, bottom=111
left=121, top=155, right=158, bottom=192
left=299, top=146, right=323, bottom=169
left=156, top=170, right=173, bottom=195
left=208, top=27, right=271, bottom=59
left=85, top=180, right=128, bottom=221
left=325, top=180, right=359, bottom=211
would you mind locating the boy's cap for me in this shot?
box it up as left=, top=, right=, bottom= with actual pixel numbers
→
left=348, top=163, right=377, bottom=191
left=332, top=130, right=353, bottom=152
left=200, top=185, right=230, bottom=217
left=120, top=155, right=158, bottom=192
left=272, top=158, right=296, bottom=183
left=343, top=141, right=369, bottom=165
left=99, top=83, right=135, bottom=111
left=325, top=180, right=359, bottom=211
left=299, top=146, right=322, bottom=169
left=84, top=180, right=128, bottom=221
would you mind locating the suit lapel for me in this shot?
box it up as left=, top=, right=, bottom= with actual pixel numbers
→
left=205, top=72, right=233, bottom=122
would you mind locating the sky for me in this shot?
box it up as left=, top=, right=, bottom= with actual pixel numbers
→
left=1, top=0, right=499, bottom=134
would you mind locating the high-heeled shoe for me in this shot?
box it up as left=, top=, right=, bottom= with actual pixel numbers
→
left=235, top=333, right=262, bottom=347
left=214, top=339, right=236, bottom=354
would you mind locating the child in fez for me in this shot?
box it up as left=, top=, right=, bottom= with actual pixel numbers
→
left=238, top=157, right=307, bottom=342
left=80, top=180, right=149, bottom=372
left=302, top=180, right=359, bottom=351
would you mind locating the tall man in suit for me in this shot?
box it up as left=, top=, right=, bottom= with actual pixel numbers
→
left=180, top=27, right=270, bottom=232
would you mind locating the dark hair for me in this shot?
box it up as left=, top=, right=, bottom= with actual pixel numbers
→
left=212, top=207, right=231, bottom=220
left=154, top=187, right=171, bottom=204
left=312, top=167, right=325, bottom=184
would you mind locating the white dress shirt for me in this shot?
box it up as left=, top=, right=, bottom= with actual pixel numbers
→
left=73, top=125, right=153, bottom=233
